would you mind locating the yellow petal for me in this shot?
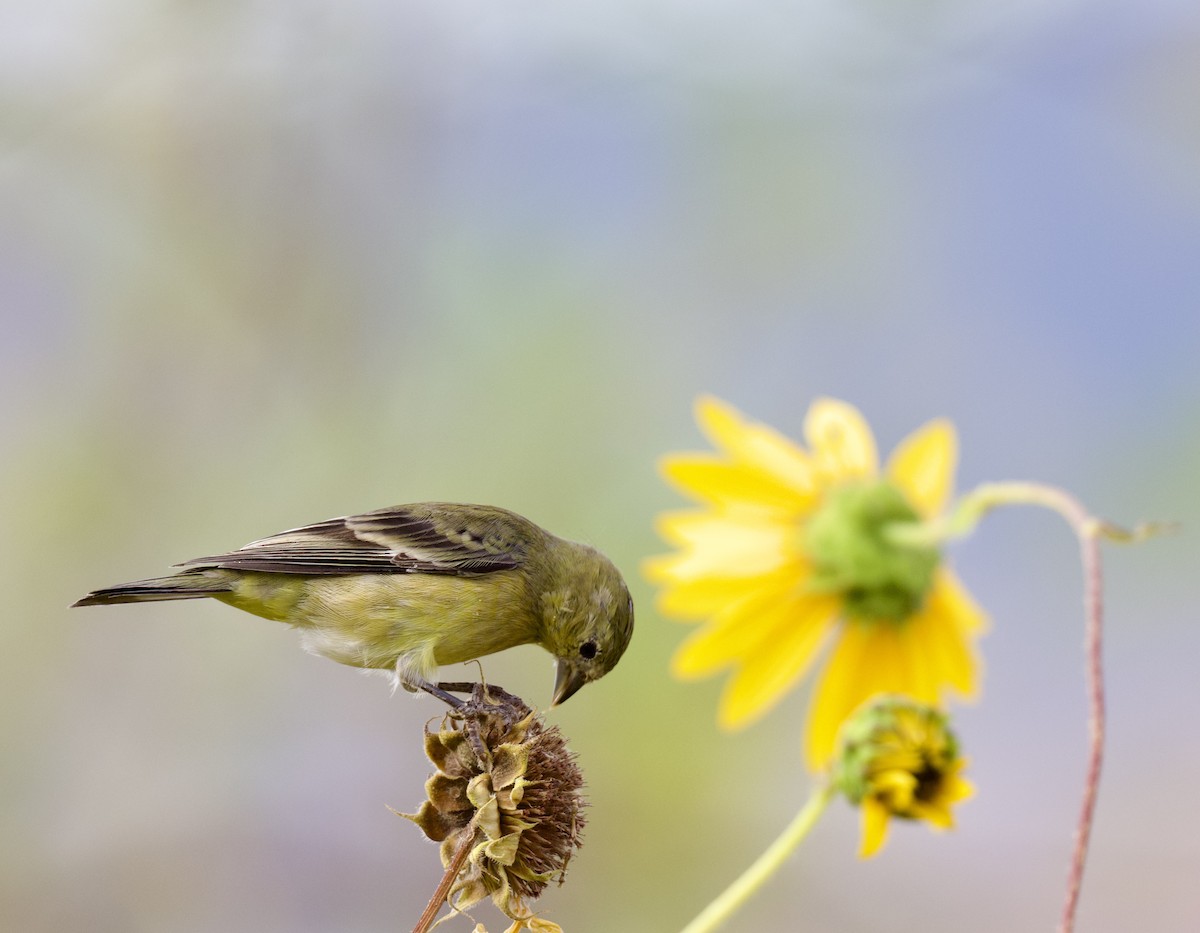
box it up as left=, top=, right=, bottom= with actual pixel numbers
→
left=642, top=552, right=683, bottom=583
left=651, top=511, right=795, bottom=580
left=716, top=594, right=840, bottom=729
left=947, top=773, right=976, bottom=805
left=859, top=797, right=891, bottom=858
left=872, top=769, right=918, bottom=809
left=909, top=597, right=975, bottom=698
left=803, top=398, right=879, bottom=481
left=910, top=800, right=956, bottom=830
left=651, top=572, right=769, bottom=620
left=885, top=418, right=957, bottom=517
left=857, top=623, right=917, bottom=699
left=691, top=393, right=820, bottom=508
left=933, top=568, right=990, bottom=635
left=895, top=622, right=940, bottom=704
left=694, top=395, right=753, bottom=453
left=921, top=570, right=987, bottom=699
left=901, top=600, right=951, bottom=694
left=871, top=625, right=906, bottom=695
left=672, top=622, right=741, bottom=678
left=804, top=621, right=877, bottom=769
left=696, top=393, right=816, bottom=470
left=671, top=574, right=804, bottom=678
left=660, top=454, right=813, bottom=515
left=804, top=620, right=938, bottom=768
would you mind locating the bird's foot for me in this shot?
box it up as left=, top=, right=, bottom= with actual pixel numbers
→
left=417, top=681, right=466, bottom=709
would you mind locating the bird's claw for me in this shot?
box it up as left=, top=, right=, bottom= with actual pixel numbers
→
left=418, top=681, right=467, bottom=709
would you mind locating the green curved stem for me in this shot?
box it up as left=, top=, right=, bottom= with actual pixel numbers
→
left=680, top=784, right=835, bottom=933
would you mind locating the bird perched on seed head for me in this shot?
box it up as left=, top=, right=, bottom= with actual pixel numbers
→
left=73, top=502, right=634, bottom=706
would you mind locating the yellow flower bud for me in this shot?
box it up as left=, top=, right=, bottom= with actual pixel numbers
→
left=831, top=695, right=974, bottom=858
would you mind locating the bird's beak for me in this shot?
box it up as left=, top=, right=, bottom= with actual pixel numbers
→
left=552, top=660, right=587, bottom=707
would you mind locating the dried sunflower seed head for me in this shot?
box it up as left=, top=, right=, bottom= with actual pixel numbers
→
left=403, top=685, right=586, bottom=919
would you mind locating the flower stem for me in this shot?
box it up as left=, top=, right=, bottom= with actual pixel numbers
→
left=680, top=784, right=835, bottom=933
left=996, top=487, right=1105, bottom=933
left=411, top=830, right=475, bottom=933
left=902, top=481, right=1138, bottom=933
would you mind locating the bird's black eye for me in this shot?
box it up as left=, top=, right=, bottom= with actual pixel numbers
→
left=579, top=640, right=598, bottom=660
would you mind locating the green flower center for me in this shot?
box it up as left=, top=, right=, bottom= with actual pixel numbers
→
left=804, top=481, right=940, bottom=623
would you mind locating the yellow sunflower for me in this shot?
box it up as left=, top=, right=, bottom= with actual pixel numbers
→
left=645, top=395, right=987, bottom=769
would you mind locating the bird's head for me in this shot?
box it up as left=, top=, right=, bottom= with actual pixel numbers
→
left=542, top=546, right=635, bottom=706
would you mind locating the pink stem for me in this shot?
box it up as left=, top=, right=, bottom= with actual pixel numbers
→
left=958, top=484, right=1104, bottom=933
left=1059, top=512, right=1105, bottom=933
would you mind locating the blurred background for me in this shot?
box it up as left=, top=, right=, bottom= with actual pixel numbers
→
left=3, top=1, right=1198, bottom=930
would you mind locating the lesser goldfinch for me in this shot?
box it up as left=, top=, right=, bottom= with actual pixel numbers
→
left=73, top=502, right=634, bottom=705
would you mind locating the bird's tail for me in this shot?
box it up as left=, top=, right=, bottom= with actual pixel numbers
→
left=72, top=571, right=232, bottom=607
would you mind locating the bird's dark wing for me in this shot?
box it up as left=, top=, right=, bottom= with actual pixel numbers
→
left=175, top=503, right=533, bottom=576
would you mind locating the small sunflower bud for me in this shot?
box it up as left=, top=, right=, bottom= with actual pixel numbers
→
left=403, top=685, right=586, bottom=920
left=831, top=695, right=973, bottom=858
left=804, top=481, right=941, bottom=621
